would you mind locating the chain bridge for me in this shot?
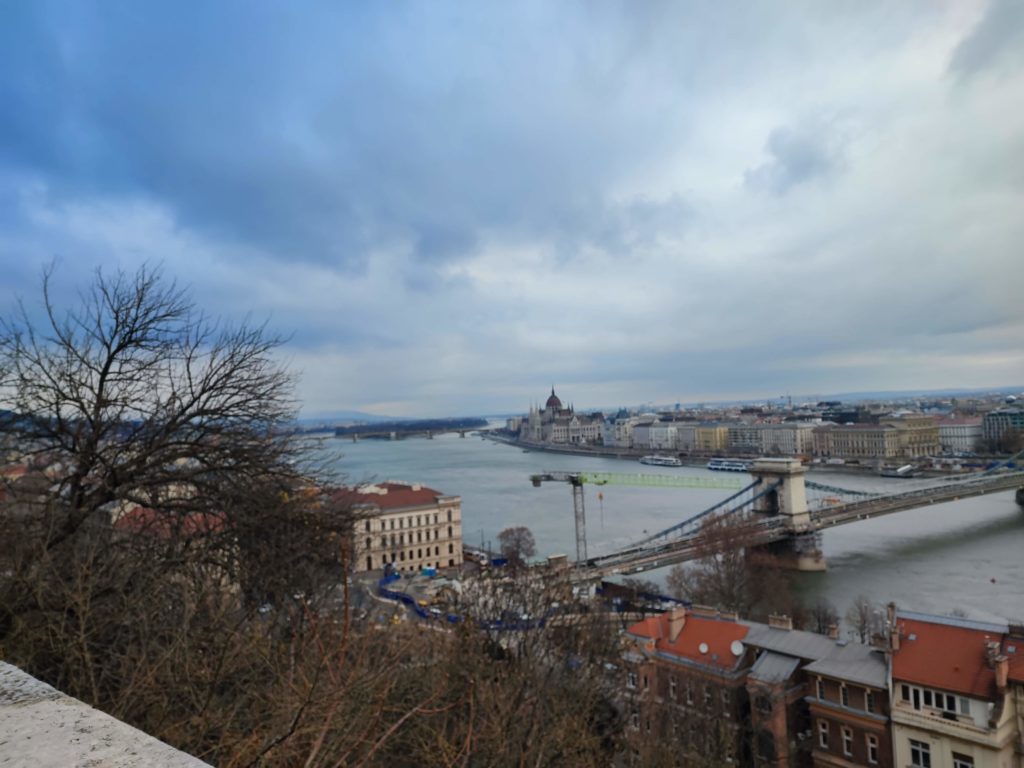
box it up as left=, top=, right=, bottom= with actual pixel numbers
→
left=535, top=458, right=1024, bottom=579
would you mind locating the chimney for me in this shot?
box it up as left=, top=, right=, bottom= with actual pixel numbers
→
left=887, top=603, right=900, bottom=653
left=768, top=614, right=793, bottom=631
left=994, top=656, right=1009, bottom=694
left=667, top=607, right=687, bottom=643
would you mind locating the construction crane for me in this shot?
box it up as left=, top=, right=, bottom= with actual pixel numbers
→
left=529, top=471, right=745, bottom=564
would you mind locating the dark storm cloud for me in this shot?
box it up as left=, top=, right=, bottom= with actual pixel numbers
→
left=0, top=1, right=698, bottom=273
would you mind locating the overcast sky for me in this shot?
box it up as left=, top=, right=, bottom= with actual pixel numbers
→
left=2, top=1, right=1022, bottom=417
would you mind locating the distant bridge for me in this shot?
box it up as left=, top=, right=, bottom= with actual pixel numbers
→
left=568, top=458, right=1024, bottom=578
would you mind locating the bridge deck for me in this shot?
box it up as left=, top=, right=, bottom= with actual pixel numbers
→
left=581, top=472, right=1024, bottom=578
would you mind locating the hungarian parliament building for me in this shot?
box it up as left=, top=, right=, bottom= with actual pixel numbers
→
left=513, top=387, right=603, bottom=445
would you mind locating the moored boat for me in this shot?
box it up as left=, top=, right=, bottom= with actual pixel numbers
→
left=639, top=455, right=683, bottom=467
left=707, top=458, right=751, bottom=472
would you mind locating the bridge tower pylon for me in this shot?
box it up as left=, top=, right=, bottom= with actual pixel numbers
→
left=749, top=457, right=825, bottom=572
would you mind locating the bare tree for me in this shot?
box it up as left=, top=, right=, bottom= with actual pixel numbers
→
left=0, top=265, right=350, bottom=760
left=845, top=595, right=884, bottom=644
left=802, top=597, right=839, bottom=635
left=497, top=525, right=536, bottom=569
left=666, top=514, right=796, bottom=620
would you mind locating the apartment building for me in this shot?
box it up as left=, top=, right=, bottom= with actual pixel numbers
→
left=814, top=424, right=903, bottom=459
left=937, top=418, right=983, bottom=454
left=347, top=482, right=463, bottom=573
left=889, top=609, right=1022, bottom=768
left=622, top=607, right=890, bottom=767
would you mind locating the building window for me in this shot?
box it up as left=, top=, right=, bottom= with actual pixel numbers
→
left=365, top=537, right=371, bottom=550
left=841, top=726, right=853, bottom=757
left=365, top=521, right=371, bottom=532
left=840, top=684, right=849, bottom=707
left=900, top=684, right=910, bottom=701
left=630, top=710, right=639, bottom=729
left=704, top=685, right=712, bottom=707
left=865, top=690, right=875, bottom=713
left=643, top=675, right=649, bottom=690
left=910, top=740, right=931, bottom=768
left=756, top=695, right=771, bottom=715
left=366, top=555, right=372, bottom=570
left=685, top=684, right=693, bottom=705
left=627, top=672, right=638, bottom=689
left=867, top=734, right=878, bottom=764
left=952, top=754, right=974, bottom=768
left=447, top=510, right=452, bottom=522
left=816, top=678, right=825, bottom=700
left=435, top=545, right=439, bottom=556
left=669, top=677, right=677, bottom=700
left=447, top=525, right=453, bottom=538
left=818, top=720, right=829, bottom=749
left=448, top=543, right=453, bottom=554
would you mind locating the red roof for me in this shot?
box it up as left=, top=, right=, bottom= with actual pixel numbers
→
left=893, top=617, right=1000, bottom=698
left=1007, top=636, right=1024, bottom=684
left=628, top=612, right=749, bottom=671
left=337, top=482, right=448, bottom=511
left=114, top=506, right=225, bottom=538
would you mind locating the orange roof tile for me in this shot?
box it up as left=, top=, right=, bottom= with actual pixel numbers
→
left=893, top=617, right=1000, bottom=699
left=628, top=612, right=749, bottom=671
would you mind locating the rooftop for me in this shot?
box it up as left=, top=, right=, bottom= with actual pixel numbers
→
left=339, top=481, right=454, bottom=511
left=893, top=612, right=1005, bottom=699
left=627, top=612, right=749, bottom=672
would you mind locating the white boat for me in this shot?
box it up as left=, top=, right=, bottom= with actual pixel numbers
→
left=639, top=455, right=683, bottom=467
left=707, top=458, right=751, bottom=472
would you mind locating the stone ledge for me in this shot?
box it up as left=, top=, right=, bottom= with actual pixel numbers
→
left=0, top=662, right=211, bottom=767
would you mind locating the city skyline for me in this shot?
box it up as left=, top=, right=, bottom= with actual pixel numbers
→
left=2, top=2, right=1023, bottom=418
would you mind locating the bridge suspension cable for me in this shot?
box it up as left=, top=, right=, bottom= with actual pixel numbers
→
left=628, top=478, right=766, bottom=547
left=529, top=470, right=747, bottom=564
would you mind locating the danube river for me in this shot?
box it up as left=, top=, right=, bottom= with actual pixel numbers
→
left=329, top=432, right=1024, bottom=624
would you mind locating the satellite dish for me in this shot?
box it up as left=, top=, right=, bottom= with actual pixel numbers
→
left=698, top=642, right=709, bottom=654
left=731, top=640, right=744, bottom=657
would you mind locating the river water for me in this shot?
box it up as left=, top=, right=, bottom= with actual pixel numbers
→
left=328, top=432, right=1024, bottom=625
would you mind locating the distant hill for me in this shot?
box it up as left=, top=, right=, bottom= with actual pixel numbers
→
left=295, top=410, right=394, bottom=426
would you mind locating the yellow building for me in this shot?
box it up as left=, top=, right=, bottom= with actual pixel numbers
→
left=813, top=424, right=903, bottom=459
left=694, top=424, right=729, bottom=453
left=880, top=415, right=940, bottom=458
left=347, top=482, right=463, bottom=574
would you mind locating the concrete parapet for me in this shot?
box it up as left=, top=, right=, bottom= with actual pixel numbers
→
left=0, top=662, right=210, bottom=767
